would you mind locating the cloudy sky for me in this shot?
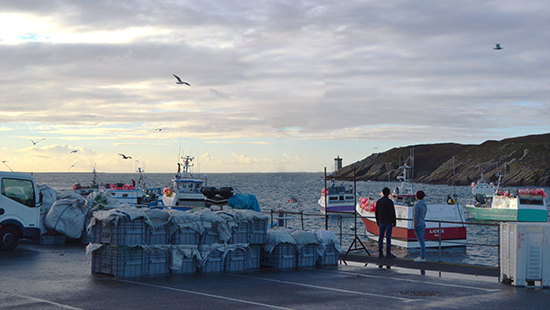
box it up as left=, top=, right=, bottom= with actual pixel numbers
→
left=1, top=0, right=549, bottom=174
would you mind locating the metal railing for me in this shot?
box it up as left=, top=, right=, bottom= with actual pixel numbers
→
left=267, top=209, right=501, bottom=268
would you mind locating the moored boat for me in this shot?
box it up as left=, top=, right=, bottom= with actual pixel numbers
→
left=356, top=163, right=467, bottom=248
left=318, top=184, right=356, bottom=213
left=73, top=165, right=146, bottom=206
left=465, top=174, right=548, bottom=222
left=167, top=155, right=207, bottom=209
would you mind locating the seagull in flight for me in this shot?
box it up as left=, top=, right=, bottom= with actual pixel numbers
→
left=71, top=150, right=79, bottom=153
left=173, top=74, right=191, bottom=86
left=68, top=162, right=78, bottom=170
left=30, top=138, right=46, bottom=145
left=493, top=43, right=503, bottom=50
left=118, top=153, right=132, bottom=159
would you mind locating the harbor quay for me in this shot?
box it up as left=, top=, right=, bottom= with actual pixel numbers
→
left=1, top=243, right=548, bottom=310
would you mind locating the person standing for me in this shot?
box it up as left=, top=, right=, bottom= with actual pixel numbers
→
left=375, top=187, right=397, bottom=258
left=413, top=190, right=428, bottom=263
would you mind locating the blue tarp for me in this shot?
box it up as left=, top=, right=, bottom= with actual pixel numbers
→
left=227, top=194, right=261, bottom=212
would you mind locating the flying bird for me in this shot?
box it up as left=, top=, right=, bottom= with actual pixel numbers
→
left=71, top=150, right=79, bottom=153
left=155, top=128, right=163, bottom=132
left=493, top=43, right=503, bottom=50
left=173, top=74, right=191, bottom=86
left=68, top=162, right=78, bottom=170
left=30, top=138, right=46, bottom=145
left=118, top=153, right=132, bottom=159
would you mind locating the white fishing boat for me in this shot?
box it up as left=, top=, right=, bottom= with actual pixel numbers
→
left=73, top=165, right=146, bottom=206
left=318, top=183, right=356, bottom=213
left=166, top=155, right=207, bottom=208
left=356, top=161, right=467, bottom=248
left=465, top=174, right=548, bottom=222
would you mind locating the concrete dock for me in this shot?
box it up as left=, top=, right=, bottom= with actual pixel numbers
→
left=1, top=243, right=548, bottom=310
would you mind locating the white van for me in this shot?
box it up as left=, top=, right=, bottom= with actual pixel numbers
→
left=0, top=172, right=41, bottom=251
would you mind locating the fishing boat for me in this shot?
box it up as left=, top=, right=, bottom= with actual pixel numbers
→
left=73, top=165, right=146, bottom=206
left=356, top=162, right=467, bottom=248
left=167, top=155, right=207, bottom=208
left=465, top=174, right=548, bottom=222
left=318, top=183, right=356, bottom=213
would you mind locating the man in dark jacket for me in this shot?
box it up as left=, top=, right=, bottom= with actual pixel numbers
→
left=375, top=187, right=397, bottom=258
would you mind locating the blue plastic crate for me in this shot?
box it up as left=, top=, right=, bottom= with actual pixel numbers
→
left=91, top=246, right=144, bottom=278
left=146, top=225, right=169, bottom=245
left=171, top=229, right=200, bottom=245
left=144, top=248, right=170, bottom=276
left=200, top=228, right=220, bottom=245
left=169, top=257, right=197, bottom=275
left=250, top=219, right=268, bottom=244
left=229, top=222, right=249, bottom=244
left=297, top=244, right=318, bottom=268
left=262, top=243, right=296, bottom=269
left=318, top=244, right=339, bottom=266
left=198, top=245, right=223, bottom=273
left=224, top=247, right=246, bottom=273
left=247, top=245, right=261, bottom=270
left=91, top=218, right=146, bottom=246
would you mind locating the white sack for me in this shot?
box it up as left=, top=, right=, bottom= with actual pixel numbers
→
left=45, top=193, right=88, bottom=239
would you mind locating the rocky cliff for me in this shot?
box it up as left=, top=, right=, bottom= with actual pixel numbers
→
left=337, top=133, right=550, bottom=187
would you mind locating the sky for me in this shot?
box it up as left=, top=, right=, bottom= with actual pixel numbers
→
left=1, top=0, right=549, bottom=174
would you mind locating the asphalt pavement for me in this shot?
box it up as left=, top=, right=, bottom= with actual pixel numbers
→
left=1, top=243, right=548, bottom=310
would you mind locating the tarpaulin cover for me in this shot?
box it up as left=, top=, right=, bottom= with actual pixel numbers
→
left=87, top=207, right=151, bottom=231
left=167, top=210, right=204, bottom=235
left=264, top=228, right=296, bottom=254
left=45, top=193, right=88, bottom=239
left=227, top=194, right=261, bottom=212
left=86, top=191, right=120, bottom=210
left=167, top=245, right=201, bottom=270
left=142, top=209, right=170, bottom=228
left=221, top=209, right=269, bottom=223
left=191, top=209, right=234, bottom=243
left=290, top=229, right=319, bottom=252
left=309, top=229, right=343, bottom=257
left=198, top=243, right=250, bottom=268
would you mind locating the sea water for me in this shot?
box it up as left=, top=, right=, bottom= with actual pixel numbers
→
left=32, top=172, right=549, bottom=268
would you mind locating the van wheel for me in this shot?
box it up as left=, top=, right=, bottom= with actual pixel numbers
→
left=0, top=226, right=20, bottom=251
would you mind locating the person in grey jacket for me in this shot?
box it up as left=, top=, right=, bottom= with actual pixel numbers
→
left=413, top=190, right=428, bottom=262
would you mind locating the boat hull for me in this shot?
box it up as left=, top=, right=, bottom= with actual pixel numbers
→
left=465, top=204, right=548, bottom=222
left=356, top=199, right=467, bottom=248
left=359, top=216, right=467, bottom=248
left=318, top=197, right=355, bottom=213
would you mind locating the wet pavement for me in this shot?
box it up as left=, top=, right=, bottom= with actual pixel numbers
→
left=1, top=243, right=548, bottom=310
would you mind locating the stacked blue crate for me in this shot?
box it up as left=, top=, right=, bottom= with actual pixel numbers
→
left=247, top=245, right=262, bottom=270
left=250, top=219, right=268, bottom=244
left=146, top=224, right=169, bottom=245
left=318, top=243, right=339, bottom=265
left=224, top=246, right=247, bottom=273
left=169, top=245, right=201, bottom=275
left=91, top=245, right=144, bottom=278
left=229, top=221, right=249, bottom=244
left=143, top=246, right=170, bottom=276
left=262, top=243, right=296, bottom=269
left=296, top=244, right=318, bottom=267
left=171, top=228, right=201, bottom=245
left=310, top=229, right=342, bottom=266
left=91, top=217, right=146, bottom=246
left=198, top=244, right=224, bottom=273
